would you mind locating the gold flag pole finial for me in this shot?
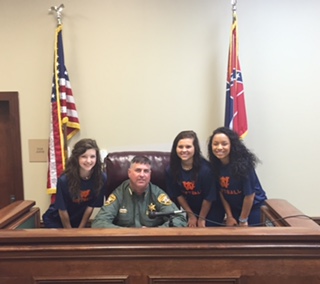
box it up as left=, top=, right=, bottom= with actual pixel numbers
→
left=49, top=4, right=65, bottom=26
left=231, top=0, right=237, bottom=12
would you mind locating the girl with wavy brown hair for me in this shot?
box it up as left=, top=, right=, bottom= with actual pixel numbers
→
left=43, top=138, right=106, bottom=228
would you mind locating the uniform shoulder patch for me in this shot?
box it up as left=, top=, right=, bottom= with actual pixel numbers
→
left=105, top=194, right=117, bottom=206
left=158, top=193, right=172, bottom=206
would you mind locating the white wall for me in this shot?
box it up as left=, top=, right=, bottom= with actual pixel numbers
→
left=1, top=0, right=319, bottom=217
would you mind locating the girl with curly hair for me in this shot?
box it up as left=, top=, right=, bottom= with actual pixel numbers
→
left=207, top=127, right=267, bottom=227
left=166, top=130, right=225, bottom=227
left=43, top=138, right=106, bottom=228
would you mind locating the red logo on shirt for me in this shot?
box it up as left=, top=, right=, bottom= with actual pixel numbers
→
left=220, top=177, right=230, bottom=188
left=182, top=181, right=200, bottom=195
left=74, top=189, right=91, bottom=203
left=182, top=181, right=196, bottom=191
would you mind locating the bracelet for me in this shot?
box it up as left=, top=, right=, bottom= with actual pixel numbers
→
left=238, top=217, right=248, bottom=223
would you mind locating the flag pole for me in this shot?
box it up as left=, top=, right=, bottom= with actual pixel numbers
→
left=224, top=0, right=248, bottom=138
left=47, top=3, right=80, bottom=201
left=49, top=4, right=68, bottom=163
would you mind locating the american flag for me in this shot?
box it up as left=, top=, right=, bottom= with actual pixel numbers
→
left=224, top=11, right=248, bottom=139
left=47, top=25, right=80, bottom=196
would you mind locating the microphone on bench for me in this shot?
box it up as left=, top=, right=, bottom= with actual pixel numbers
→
left=148, top=210, right=184, bottom=219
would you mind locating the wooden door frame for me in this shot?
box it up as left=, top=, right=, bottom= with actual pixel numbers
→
left=0, top=92, right=24, bottom=202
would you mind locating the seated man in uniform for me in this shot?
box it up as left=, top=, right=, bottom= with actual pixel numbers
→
left=92, top=155, right=187, bottom=228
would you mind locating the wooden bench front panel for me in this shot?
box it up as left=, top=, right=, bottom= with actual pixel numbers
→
left=0, top=227, right=320, bottom=284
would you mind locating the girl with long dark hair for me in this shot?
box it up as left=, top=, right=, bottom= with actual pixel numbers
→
left=166, top=130, right=225, bottom=227
left=207, top=127, right=267, bottom=226
left=43, top=138, right=106, bottom=228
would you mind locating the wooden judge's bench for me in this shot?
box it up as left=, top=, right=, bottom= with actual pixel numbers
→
left=0, top=199, right=319, bottom=284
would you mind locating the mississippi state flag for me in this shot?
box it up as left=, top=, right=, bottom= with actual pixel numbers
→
left=47, top=25, right=80, bottom=196
left=224, top=12, right=248, bottom=139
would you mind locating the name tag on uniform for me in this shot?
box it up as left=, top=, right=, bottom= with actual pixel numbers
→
left=119, top=208, right=127, bottom=214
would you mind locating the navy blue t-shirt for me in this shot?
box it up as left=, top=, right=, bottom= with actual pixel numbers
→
left=218, top=164, right=267, bottom=211
left=45, top=173, right=106, bottom=228
left=166, top=159, right=217, bottom=215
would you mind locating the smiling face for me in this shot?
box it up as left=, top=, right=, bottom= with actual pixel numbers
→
left=176, top=138, right=195, bottom=166
left=128, top=162, right=152, bottom=195
left=78, top=148, right=97, bottom=177
left=211, top=133, right=231, bottom=165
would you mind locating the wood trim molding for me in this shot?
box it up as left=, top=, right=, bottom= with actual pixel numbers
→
left=0, top=200, right=35, bottom=228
